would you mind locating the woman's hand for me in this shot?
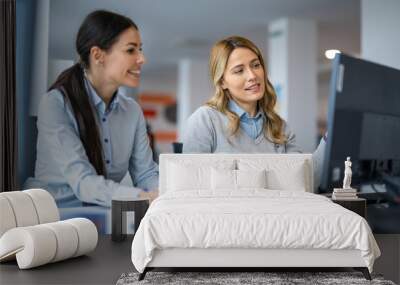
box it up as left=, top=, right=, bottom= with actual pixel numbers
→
left=139, top=189, right=159, bottom=204
left=323, top=132, right=328, bottom=142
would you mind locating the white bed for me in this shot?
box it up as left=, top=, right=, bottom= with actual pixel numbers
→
left=131, top=154, right=380, bottom=280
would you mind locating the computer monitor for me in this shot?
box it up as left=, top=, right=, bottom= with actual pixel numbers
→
left=320, top=54, right=400, bottom=202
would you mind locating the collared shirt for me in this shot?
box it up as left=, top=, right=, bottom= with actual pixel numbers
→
left=85, top=78, right=119, bottom=174
left=228, top=100, right=265, bottom=139
left=25, top=78, right=158, bottom=207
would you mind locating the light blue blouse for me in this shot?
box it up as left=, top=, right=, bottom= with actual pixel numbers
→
left=228, top=100, right=264, bottom=139
left=25, top=78, right=159, bottom=207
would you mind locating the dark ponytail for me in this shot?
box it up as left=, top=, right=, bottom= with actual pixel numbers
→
left=49, top=10, right=138, bottom=176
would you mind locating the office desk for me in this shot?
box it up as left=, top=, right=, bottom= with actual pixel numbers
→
left=0, top=235, right=133, bottom=285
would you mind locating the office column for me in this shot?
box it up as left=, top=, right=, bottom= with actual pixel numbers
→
left=268, top=18, right=318, bottom=152
left=177, top=59, right=212, bottom=140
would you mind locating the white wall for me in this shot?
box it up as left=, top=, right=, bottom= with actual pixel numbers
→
left=268, top=18, right=318, bottom=152
left=361, top=0, right=400, bottom=69
left=286, top=19, right=317, bottom=152
left=140, top=68, right=178, bottom=95
left=177, top=59, right=212, bottom=140
left=47, top=59, right=74, bottom=87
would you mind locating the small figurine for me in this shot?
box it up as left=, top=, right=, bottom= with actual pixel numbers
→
left=343, top=157, right=352, bottom=189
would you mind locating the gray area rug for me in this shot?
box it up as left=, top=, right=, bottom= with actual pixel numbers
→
left=116, top=271, right=396, bottom=285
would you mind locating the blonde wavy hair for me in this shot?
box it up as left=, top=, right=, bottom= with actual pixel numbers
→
left=206, top=35, right=287, bottom=144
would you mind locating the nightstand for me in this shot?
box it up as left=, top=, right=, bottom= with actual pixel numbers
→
left=111, top=197, right=149, bottom=241
left=332, top=198, right=366, bottom=218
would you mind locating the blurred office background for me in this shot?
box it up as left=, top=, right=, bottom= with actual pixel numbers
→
left=16, top=0, right=400, bottom=187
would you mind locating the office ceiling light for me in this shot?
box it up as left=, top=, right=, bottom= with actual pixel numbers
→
left=325, top=49, right=341, bottom=60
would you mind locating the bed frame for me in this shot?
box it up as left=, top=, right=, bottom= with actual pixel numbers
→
left=139, top=248, right=371, bottom=280
left=138, top=154, right=372, bottom=281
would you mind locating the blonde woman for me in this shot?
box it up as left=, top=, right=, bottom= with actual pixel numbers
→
left=182, top=36, right=326, bottom=188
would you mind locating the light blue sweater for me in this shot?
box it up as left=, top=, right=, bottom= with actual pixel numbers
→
left=183, top=106, right=326, bottom=190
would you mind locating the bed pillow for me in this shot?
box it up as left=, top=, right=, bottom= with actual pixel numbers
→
left=265, top=163, right=307, bottom=191
left=237, top=159, right=309, bottom=192
left=211, top=168, right=267, bottom=190
left=211, top=168, right=236, bottom=190
left=236, top=169, right=267, bottom=189
left=167, top=160, right=235, bottom=192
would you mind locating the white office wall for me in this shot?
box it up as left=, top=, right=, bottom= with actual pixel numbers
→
left=361, top=0, right=400, bottom=69
left=140, top=68, right=178, bottom=95
left=177, top=59, right=212, bottom=140
left=268, top=18, right=318, bottom=152
left=47, top=59, right=74, bottom=87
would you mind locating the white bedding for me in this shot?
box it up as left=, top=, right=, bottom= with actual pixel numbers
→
left=131, top=190, right=380, bottom=273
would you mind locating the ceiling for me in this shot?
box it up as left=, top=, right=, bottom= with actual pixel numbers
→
left=49, top=0, right=360, bottom=75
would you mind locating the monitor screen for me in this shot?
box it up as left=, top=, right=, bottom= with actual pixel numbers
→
left=321, top=54, right=400, bottom=193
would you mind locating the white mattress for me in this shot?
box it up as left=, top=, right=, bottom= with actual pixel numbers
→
left=131, top=190, right=380, bottom=273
